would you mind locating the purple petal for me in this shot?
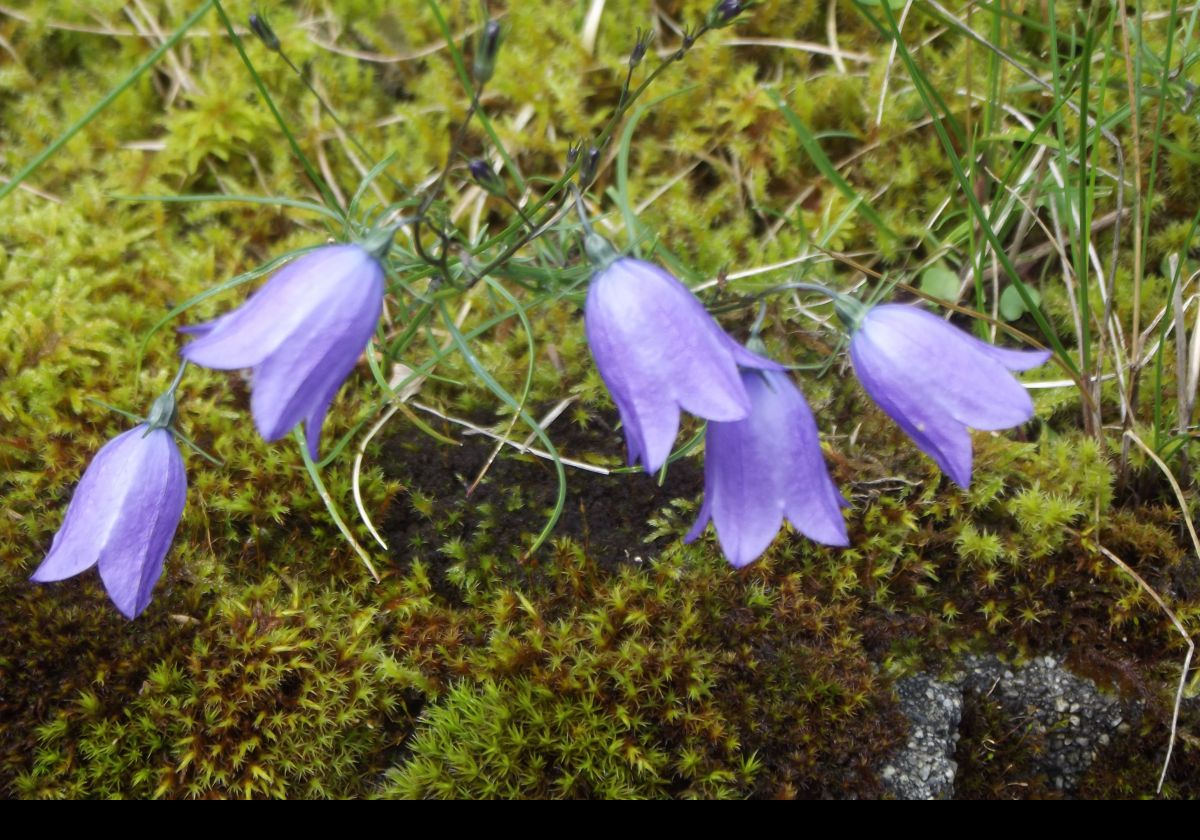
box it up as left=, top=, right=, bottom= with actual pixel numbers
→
left=850, top=319, right=975, bottom=487
left=182, top=245, right=377, bottom=370
left=302, top=374, right=350, bottom=460
left=96, top=428, right=187, bottom=619
left=724, top=337, right=785, bottom=372
left=684, top=495, right=713, bottom=544
left=687, top=369, right=847, bottom=568
left=177, top=312, right=231, bottom=338
left=32, top=425, right=187, bottom=620
left=973, top=341, right=1052, bottom=372
left=31, top=427, right=149, bottom=583
left=858, top=305, right=1039, bottom=432
left=249, top=261, right=383, bottom=448
left=585, top=258, right=768, bottom=473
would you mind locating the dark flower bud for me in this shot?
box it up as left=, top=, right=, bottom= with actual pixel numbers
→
left=248, top=13, right=281, bottom=52
left=468, top=159, right=505, bottom=195
left=708, top=0, right=749, bottom=27
left=566, top=141, right=583, bottom=168
left=473, top=20, right=503, bottom=86
left=579, top=145, right=601, bottom=186
left=629, top=28, right=651, bottom=69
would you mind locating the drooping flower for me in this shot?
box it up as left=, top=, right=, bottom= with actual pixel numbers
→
left=686, top=368, right=848, bottom=567
left=31, top=424, right=186, bottom=619
left=849, top=303, right=1051, bottom=488
left=181, top=243, right=385, bottom=458
left=585, top=257, right=780, bottom=474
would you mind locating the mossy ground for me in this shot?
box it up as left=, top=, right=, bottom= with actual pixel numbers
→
left=3, top=0, right=1200, bottom=798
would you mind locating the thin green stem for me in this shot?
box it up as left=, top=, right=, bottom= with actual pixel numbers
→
left=212, top=0, right=344, bottom=215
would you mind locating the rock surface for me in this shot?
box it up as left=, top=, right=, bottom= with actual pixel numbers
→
left=881, top=653, right=1128, bottom=798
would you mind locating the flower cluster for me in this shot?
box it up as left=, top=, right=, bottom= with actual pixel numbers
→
left=586, top=258, right=1049, bottom=568
left=33, top=240, right=389, bottom=618
left=34, top=235, right=1050, bottom=616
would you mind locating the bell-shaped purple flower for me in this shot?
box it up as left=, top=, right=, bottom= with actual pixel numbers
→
left=585, top=257, right=780, bottom=474
left=685, top=368, right=848, bottom=567
left=31, top=425, right=186, bottom=619
left=849, top=304, right=1051, bottom=488
left=181, top=244, right=385, bottom=458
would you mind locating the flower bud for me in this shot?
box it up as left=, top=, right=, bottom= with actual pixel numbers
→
left=629, top=28, right=651, bottom=69
left=708, top=0, right=749, bottom=27
left=473, top=20, right=502, bottom=86
left=468, top=159, right=506, bottom=195
left=579, top=146, right=601, bottom=186
left=248, top=13, right=281, bottom=52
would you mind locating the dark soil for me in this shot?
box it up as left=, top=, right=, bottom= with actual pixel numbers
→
left=377, top=405, right=705, bottom=589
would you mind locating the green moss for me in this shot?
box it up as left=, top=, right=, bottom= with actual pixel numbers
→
left=11, top=579, right=402, bottom=799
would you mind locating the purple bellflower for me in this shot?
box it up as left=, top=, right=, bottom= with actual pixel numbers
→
left=585, top=257, right=780, bottom=474
left=848, top=303, right=1051, bottom=488
left=686, top=367, right=848, bottom=567
left=181, top=243, right=386, bottom=458
left=31, top=423, right=186, bottom=619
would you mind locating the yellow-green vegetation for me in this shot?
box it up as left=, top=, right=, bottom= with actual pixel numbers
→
left=3, top=0, right=1200, bottom=798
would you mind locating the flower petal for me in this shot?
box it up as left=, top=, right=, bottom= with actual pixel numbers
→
left=724, top=336, right=785, bottom=373
left=182, top=245, right=377, bottom=370
left=31, top=426, right=161, bottom=582
left=688, top=369, right=847, bottom=568
left=684, top=495, right=713, bottom=544
left=249, top=264, right=383, bottom=447
left=972, top=341, right=1052, bottom=372
left=302, top=374, right=350, bottom=460
left=585, top=258, right=762, bottom=473
left=850, top=327, right=974, bottom=487
left=859, top=305, right=1038, bottom=432
left=96, top=428, right=186, bottom=619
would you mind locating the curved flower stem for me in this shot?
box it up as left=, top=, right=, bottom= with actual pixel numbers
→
left=411, top=94, right=480, bottom=281
left=573, top=184, right=619, bottom=268
left=166, top=360, right=188, bottom=394
left=296, top=428, right=380, bottom=583
left=754, top=280, right=868, bottom=330
left=146, top=361, right=189, bottom=431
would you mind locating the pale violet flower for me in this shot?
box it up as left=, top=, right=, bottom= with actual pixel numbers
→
left=849, top=304, right=1051, bottom=487
left=686, top=368, right=848, bottom=567
left=31, top=424, right=186, bottom=619
left=182, top=243, right=385, bottom=458
left=585, top=257, right=780, bottom=474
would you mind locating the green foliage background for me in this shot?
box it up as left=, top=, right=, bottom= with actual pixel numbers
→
left=2, top=0, right=1200, bottom=797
